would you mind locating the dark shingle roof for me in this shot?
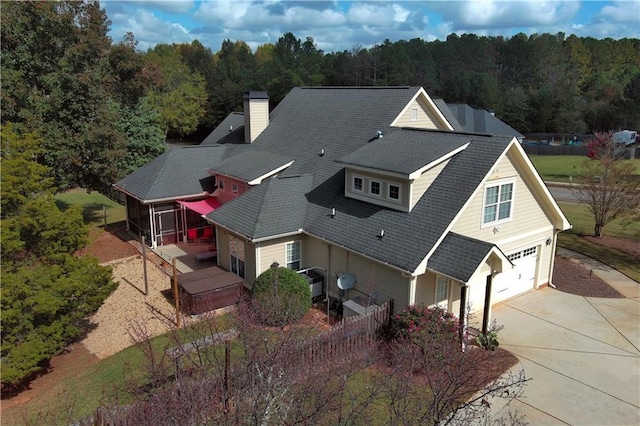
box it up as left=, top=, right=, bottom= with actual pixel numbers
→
left=201, top=112, right=245, bottom=145
left=445, top=103, right=524, bottom=139
left=215, top=151, right=294, bottom=183
left=303, top=135, right=512, bottom=272
left=433, top=98, right=463, bottom=131
left=203, top=87, right=515, bottom=272
left=427, top=233, right=496, bottom=282
left=336, top=128, right=470, bottom=176
left=114, top=146, right=228, bottom=202
left=208, top=175, right=313, bottom=240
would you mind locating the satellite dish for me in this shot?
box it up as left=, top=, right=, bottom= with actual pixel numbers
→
left=337, top=273, right=356, bottom=290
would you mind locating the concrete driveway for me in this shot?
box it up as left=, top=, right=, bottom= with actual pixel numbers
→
left=489, top=288, right=640, bottom=425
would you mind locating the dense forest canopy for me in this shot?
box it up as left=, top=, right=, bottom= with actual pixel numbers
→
left=2, top=0, right=639, bottom=192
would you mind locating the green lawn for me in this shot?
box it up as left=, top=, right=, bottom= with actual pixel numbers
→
left=558, top=201, right=640, bottom=282
left=54, top=189, right=125, bottom=227
left=529, top=155, right=640, bottom=182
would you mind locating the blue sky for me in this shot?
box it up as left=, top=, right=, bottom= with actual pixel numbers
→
left=101, top=0, right=640, bottom=52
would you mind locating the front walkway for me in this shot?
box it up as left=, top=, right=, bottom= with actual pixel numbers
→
left=486, top=251, right=640, bottom=425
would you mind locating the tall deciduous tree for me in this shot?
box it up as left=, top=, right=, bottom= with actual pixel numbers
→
left=1, top=0, right=126, bottom=192
left=145, top=44, right=207, bottom=138
left=573, top=132, right=640, bottom=237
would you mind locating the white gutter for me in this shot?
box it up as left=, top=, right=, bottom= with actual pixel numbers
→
left=111, top=184, right=209, bottom=205
left=252, top=229, right=304, bottom=243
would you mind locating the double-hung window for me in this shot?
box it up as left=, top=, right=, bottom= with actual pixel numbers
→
left=435, top=276, right=449, bottom=308
left=483, top=181, right=514, bottom=225
left=388, top=184, right=400, bottom=201
left=286, top=241, right=301, bottom=270
left=353, top=176, right=363, bottom=192
left=370, top=180, right=381, bottom=196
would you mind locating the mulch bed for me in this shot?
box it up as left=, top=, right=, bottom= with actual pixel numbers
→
left=582, top=235, right=640, bottom=258
left=552, top=255, right=624, bottom=298
left=75, top=225, right=140, bottom=263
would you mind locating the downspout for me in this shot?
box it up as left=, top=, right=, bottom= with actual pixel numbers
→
left=459, top=284, right=469, bottom=350
left=482, top=274, right=493, bottom=335
left=149, top=204, right=156, bottom=248
left=327, top=244, right=332, bottom=322
left=547, top=231, right=559, bottom=289
left=459, top=284, right=468, bottom=340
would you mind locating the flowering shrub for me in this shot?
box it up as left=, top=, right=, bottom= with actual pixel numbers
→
left=382, top=304, right=460, bottom=348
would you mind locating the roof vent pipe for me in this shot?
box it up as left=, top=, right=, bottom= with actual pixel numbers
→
left=320, top=148, right=325, bottom=156
left=377, top=130, right=383, bottom=139
left=377, top=229, right=385, bottom=239
left=330, top=208, right=336, bottom=217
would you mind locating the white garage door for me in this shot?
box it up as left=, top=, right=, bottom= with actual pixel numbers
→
left=493, top=246, right=538, bottom=303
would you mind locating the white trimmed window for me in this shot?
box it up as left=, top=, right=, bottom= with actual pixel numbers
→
left=370, top=180, right=381, bottom=196
left=483, top=181, right=514, bottom=225
left=286, top=241, right=301, bottom=270
left=388, top=184, right=400, bottom=200
left=411, top=108, right=418, bottom=122
left=353, top=176, right=363, bottom=192
left=435, top=276, right=449, bottom=308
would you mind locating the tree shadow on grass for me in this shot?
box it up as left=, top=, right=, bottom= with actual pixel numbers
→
left=54, top=199, right=119, bottom=227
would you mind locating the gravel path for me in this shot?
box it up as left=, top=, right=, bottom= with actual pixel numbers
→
left=82, top=255, right=179, bottom=359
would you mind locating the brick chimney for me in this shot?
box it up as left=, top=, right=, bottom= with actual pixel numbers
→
left=243, top=91, right=269, bottom=143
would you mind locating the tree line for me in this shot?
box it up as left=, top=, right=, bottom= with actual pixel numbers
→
left=2, top=1, right=639, bottom=193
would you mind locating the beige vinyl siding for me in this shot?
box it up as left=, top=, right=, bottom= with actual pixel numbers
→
left=216, top=228, right=231, bottom=271
left=244, top=98, right=269, bottom=143
left=248, top=233, right=414, bottom=314
left=303, top=236, right=329, bottom=270
left=410, top=159, right=450, bottom=210
left=393, top=98, right=439, bottom=129
left=416, top=272, right=464, bottom=314
left=257, top=235, right=303, bottom=274
left=345, top=169, right=409, bottom=212
left=450, top=152, right=554, bottom=242
left=415, top=272, right=436, bottom=307
left=331, top=245, right=411, bottom=312
left=244, top=241, right=257, bottom=285
left=449, top=283, right=462, bottom=315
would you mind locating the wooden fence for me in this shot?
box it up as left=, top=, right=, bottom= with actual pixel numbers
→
left=73, top=300, right=393, bottom=425
left=297, top=300, right=392, bottom=366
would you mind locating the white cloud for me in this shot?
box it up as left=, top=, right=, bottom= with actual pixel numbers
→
left=595, top=0, right=640, bottom=23
left=432, top=0, right=581, bottom=30
left=111, top=8, right=194, bottom=50
left=392, top=4, right=411, bottom=23
left=129, top=0, right=195, bottom=14
left=103, top=0, right=639, bottom=54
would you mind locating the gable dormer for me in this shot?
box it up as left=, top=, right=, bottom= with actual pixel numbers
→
left=391, top=88, right=455, bottom=131
left=336, top=129, right=470, bottom=212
